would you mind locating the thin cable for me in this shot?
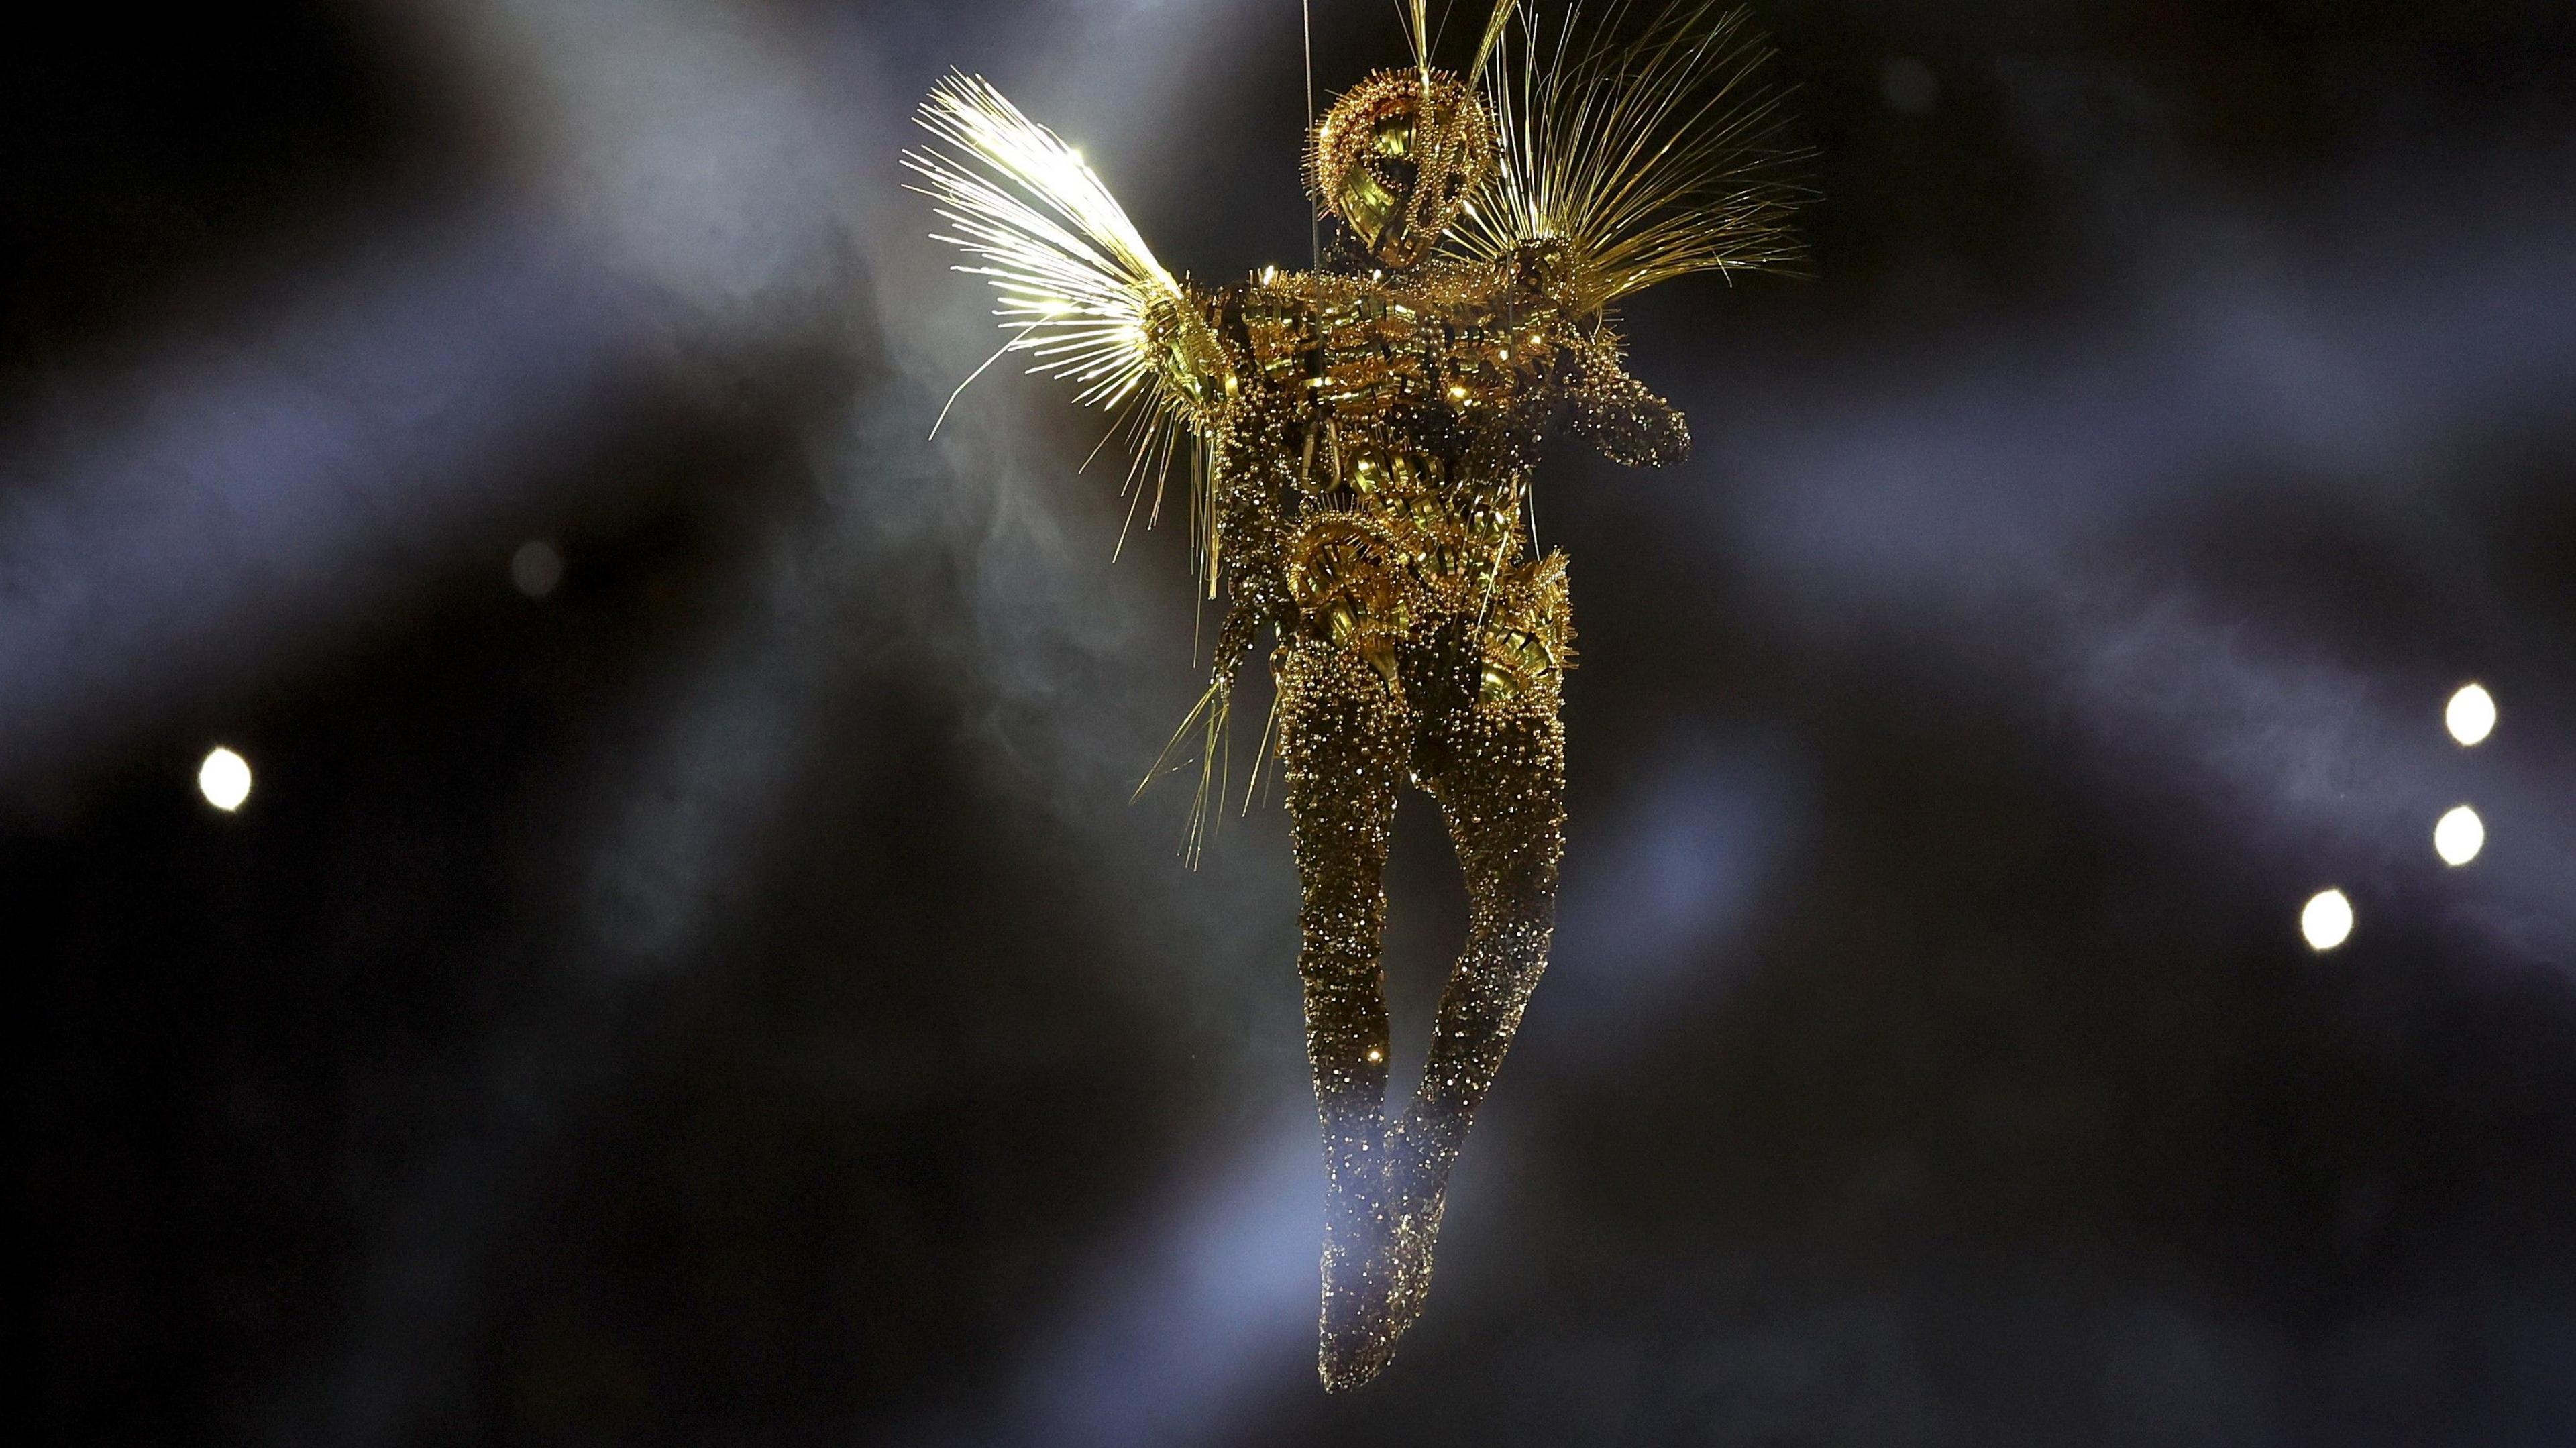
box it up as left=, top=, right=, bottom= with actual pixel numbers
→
left=1303, top=0, right=1319, bottom=266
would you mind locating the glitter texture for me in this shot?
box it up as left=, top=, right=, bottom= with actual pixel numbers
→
left=911, top=0, right=1805, bottom=1390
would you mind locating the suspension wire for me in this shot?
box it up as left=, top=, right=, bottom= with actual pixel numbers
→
left=1303, top=0, right=1318, bottom=266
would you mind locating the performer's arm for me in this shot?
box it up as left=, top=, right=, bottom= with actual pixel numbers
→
left=1563, top=326, right=1690, bottom=468
left=1505, top=242, right=1690, bottom=468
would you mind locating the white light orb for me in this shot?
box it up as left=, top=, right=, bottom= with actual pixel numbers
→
left=511, top=539, right=564, bottom=598
left=2445, top=683, right=2496, bottom=747
left=2434, top=805, right=2485, bottom=867
left=2301, top=889, right=2353, bottom=952
left=198, top=747, right=252, bottom=812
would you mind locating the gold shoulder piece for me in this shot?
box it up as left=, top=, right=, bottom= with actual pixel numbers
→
left=903, top=72, right=1226, bottom=422
left=906, top=72, right=1235, bottom=588
left=1444, top=1, right=1811, bottom=313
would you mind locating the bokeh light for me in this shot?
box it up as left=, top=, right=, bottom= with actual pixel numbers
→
left=1879, top=56, right=1938, bottom=115
left=2447, top=683, right=2497, bottom=746
left=198, top=746, right=252, bottom=812
left=2301, top=889, right=2353, bottom=952
left=511, top=539, right=564, bottom=598
left=2434, top=804, right=2485, bottom=867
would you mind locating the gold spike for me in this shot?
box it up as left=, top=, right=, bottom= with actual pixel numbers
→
left=1133, top=674, right=1232, bottom=869
left=905, top=71, right=1224, bottom=559
left=1466, top=0, right=1518, bottom=82
left=1444, top=2, right=1811, bottom=311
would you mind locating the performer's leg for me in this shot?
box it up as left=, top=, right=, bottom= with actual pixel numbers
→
left=1385, top=687, right=1566, bottom=1329
left=1277, top=638, right=1413, bottom=1390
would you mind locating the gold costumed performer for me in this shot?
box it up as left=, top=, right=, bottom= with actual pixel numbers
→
left=906, top=0, right=1805, bottom=1389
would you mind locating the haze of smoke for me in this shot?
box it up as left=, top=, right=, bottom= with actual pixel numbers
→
left=66, top=7, right=2572, bottom=1442
left=0, top=211, right=649, bottom=797
left=276, top=4, right=1307, bottom=1442
left=1703, top=142, right=2576, bottom=966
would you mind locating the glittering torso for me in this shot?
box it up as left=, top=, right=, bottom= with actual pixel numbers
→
left=1197, top=246, right=1660, bottom=704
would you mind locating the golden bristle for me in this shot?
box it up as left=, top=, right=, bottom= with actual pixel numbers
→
left=1467, top=0, right=1520, bottom=81
left=1447, top=1, right=1812, bottom=311
left=902, top=72, right=1195, bottom=416
left=1395, top=0, right=1518, bottom=79
left=904, top=72, right=1228, bottom=595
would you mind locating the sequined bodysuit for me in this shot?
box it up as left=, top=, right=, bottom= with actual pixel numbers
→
left=1165, top=237, right=1688, bottom=1384
left=907, top=0, right=1801, bottom=1387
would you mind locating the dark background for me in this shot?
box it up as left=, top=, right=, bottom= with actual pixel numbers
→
left=14, top=1, right=2576, bottom=1443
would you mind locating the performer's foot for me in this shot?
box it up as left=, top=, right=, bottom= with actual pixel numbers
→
left=1317, top=1186, right=1401, bottom=1390
left=1316, top=1120, right=1401, bottom=1390
left=1383, top=1187, right=1446, bottom=1341
left=1313, top=1109, right=1471, bottom=1388
left=1382, top=1108, right=1461, bottom=1341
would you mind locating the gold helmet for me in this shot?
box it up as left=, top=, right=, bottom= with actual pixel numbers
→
left=1307, top=68, right=1495, bottom=269
left=1306, top=1, right=1517, bottom=269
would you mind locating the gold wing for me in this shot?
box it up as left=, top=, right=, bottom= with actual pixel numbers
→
left=904, top=73, right=1229, bottom=567
left=1446, top=1, right=1809, bottom=314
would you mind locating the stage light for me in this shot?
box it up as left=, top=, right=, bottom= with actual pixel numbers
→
left=2434, top=805, right=2485, bottom=867
left=2301, top=889, right=2353, bottom=952
left=511, top=539, right=564, bottom=598
left=2446, top=683, right=2496, bottom=746
left=199, top=747, right=252, bottom=812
